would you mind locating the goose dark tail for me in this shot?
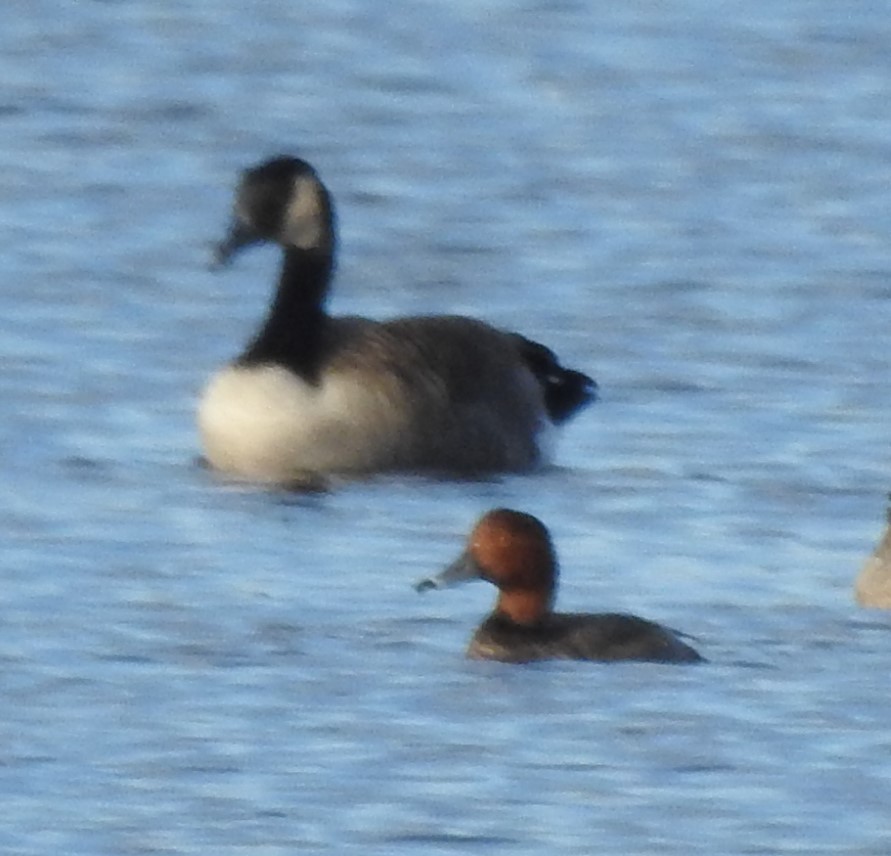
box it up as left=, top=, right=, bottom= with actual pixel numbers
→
left=514, top=335, right=597, bottom=425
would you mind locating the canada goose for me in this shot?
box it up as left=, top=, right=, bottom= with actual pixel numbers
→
left=198, top=156, right=596, bottom=483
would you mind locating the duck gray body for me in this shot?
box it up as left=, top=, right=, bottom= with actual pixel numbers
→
left=468, top=612, right=703, bottom=664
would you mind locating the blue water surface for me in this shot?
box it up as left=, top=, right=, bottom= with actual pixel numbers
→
left=2, top=1, right=891, bottom=854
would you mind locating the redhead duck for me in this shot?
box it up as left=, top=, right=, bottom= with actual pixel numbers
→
left=855, top=497, right=891, bottom=608
left=198, top=156, right=595, bottom=483
left=416, top=509, right=703, bottom=664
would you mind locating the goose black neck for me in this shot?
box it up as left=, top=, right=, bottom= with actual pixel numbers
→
left=238, top=246, right=334, bottom=382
